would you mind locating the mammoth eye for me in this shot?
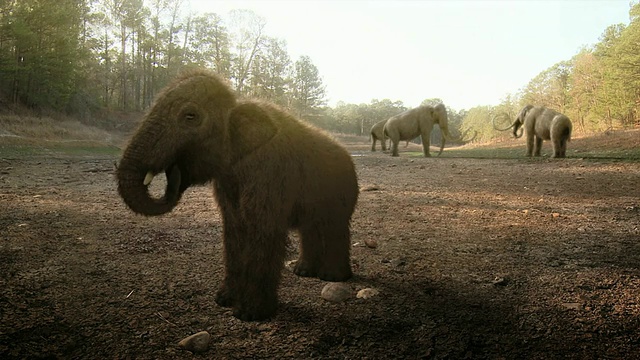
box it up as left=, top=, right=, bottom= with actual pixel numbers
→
left=182, top=111, right=202, bottom=126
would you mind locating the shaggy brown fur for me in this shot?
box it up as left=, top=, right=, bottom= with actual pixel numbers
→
left=117, top=69, right=359, bottom=321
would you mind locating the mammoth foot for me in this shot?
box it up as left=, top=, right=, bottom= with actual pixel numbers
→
left=215, top=286, right=235, bottom=308
left=216, top=284, right=278, bottom=321
left=232, top=299, right=278, bottom=322
left=293, top=261, right=318, bottom=278
left=294, top=260, right=352, bottom=282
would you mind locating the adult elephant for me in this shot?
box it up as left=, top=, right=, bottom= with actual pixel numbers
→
left=494, top=105, right=572, bottom=158
left=383, top=103, right=456, bottom=157
left=370, top=119, right=412, bottom=152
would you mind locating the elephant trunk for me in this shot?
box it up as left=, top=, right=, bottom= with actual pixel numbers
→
left=437, top=133, right=445, bottom=156
left=117, top=138, right=182, bottom=216
left=513, top=124, right=524, bottom=138
left=437, top=126, right=459, bottom=156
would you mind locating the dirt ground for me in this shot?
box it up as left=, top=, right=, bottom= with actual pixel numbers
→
left=1, top=134, right=639, bottom=359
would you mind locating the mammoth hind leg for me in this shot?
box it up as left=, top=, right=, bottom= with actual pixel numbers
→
left=294, top=219, right=352, bottom=282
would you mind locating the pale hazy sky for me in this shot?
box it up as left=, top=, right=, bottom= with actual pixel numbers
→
left=189, top=0, right=632, bottom=110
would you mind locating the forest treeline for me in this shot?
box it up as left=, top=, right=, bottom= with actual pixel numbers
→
left=1, top=0, right=639, bottom=141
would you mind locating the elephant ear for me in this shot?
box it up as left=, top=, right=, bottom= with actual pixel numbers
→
left=228, top=102, right=278, bottom=162
left=428, top=106, right=439, bottom=124
left=518, top=105, right=534, bottom=122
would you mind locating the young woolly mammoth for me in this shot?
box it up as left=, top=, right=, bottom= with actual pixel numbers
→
left=370, top=119, right=412, bottom=152
left=383, top=103, right=458, bottom=157
left=116, top=69, right=359, bottom=321
left=494, top=105, right=572, bottom=158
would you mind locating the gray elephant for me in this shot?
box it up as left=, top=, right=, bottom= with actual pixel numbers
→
left=383, top=103, right=455, bottom=157
left=370, top=119, right=412, bottom=151
left=494, top=105, right=572, bottom=158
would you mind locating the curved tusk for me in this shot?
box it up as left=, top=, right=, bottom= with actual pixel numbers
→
left=143, top=172, right=155, bottom=186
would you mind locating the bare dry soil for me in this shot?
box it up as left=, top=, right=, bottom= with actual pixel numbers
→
left=1, top=130, right=639, bottom=359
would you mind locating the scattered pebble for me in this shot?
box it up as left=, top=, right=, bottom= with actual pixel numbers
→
left=356, top=288, right=380, bottom=299
left=364, top=239, right=378, bottom=248
left=361, top=185, right=380, bottom=192
left=284, top=260, right=297, bottom=272
left=561, top=302, right=583, bottom=311
left=390, top=258, right=406, bottom=267
left=552, top=212, right=560, bottom=218
left=321, top=282, right=352, bottom=302
left=178, top=331, right=211, bottom=353
left=492, top=277, right=508, bottom=286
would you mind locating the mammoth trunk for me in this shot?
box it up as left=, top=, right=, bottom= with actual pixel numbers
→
left=117, top=155, right=182, bottom=216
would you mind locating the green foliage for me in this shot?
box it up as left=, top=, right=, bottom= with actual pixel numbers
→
left=0, top=0, right=327, bottom=123
left=461, top=105, right=494, bottom=143
left=327, top=99, right=406, bottom=135
left=3, top=0, right=640, bottom=138
left=0, top=0, right=84, bottom=110
left=291, top=55, right=326, bottom=119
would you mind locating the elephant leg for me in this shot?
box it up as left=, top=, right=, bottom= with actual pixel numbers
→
left=551, top=137, right=560, bottom=158
left=294, top=217, right=352, bottom=282
left=371, top=138, right=376, bottom=152
left=382, top=139, right=387, bottom=151
left=560, top=138, right=568, bottom=157
left=391, top=139, right=400, bottom=157
left=525, top=135, right=534, bottom=157
left=553, top=137, right=567, bottom=158
left=216, top=219, right=286, bottom=321
left=420, top=132, right=432, bottom=157
left=534, top=136, right=543, bottom=157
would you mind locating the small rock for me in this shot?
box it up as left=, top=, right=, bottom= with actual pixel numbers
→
left=360, top=185, right=380, bottom=192
left=284, top=260, right=297, bottom=272
left=492, top=277, right=508, bottom=286
left=561, top=302, right=583, bottom=311
left=390, top=258, right=406, bottom=267
left=321, top=282, right=352, bottom=302
left=178, top=331, right=211, bottom=353
left=364, top=239, right=378, bottom=248
left=356, top=288, right=380, bottom=299
left=522, top=210, right=529, bottom=215
left=552, top=212, right=560, bottom=218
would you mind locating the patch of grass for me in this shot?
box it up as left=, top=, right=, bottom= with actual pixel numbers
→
left=0, top=113, right=125, bottom=159
left=436, top=145, right=640, bottom=161
left=434, top=129, right=640, bottom=162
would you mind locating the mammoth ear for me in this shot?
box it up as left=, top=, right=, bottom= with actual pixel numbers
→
left=228, top=102, right=278, bottom=161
